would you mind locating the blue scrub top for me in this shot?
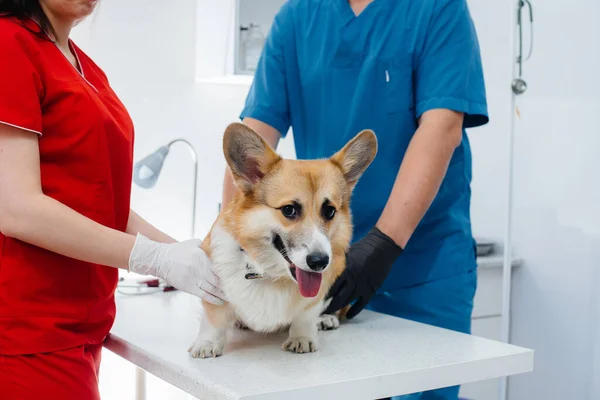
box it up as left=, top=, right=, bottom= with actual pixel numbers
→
left=241, top=0, right=489, bottom=290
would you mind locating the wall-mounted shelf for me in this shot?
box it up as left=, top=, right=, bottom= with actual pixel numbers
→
left=195, top=0, right=285, bottom=83
left=233, top=0, right=285, bottom=75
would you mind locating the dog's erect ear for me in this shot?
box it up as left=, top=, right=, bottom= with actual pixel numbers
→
left=330, top=129, right=377, bottom=186
left=223, top=122, right=281, bottom=192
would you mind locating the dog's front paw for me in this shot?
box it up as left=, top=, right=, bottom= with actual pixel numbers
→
left=282, top=337, right=319, bottom=354
left=317, top=314, right=339, bottom=331
left=188, top=340, right=224, bottom=359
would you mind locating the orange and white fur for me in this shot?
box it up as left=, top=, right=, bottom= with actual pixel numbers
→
left=188, top=122, right=377, bottom=358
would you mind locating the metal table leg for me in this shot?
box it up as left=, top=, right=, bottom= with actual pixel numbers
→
left=135, top=367, right=146, bottom=400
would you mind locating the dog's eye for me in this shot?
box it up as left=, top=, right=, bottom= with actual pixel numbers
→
left=322, top=205, right=336, bottom=221
left=281, top=205, right=298, bottom=219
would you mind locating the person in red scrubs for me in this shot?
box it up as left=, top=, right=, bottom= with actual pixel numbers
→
left=0, top=1, right=225, bottom=399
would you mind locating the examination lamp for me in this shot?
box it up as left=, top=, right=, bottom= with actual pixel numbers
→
left=132, top=138, right=198, bottom=238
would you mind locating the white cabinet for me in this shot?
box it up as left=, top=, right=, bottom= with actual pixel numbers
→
left=461, top=317, right=503, bottom=400
left=459, top=257, right=522, bottom=400
left=472, top=263, right=505, bottom=319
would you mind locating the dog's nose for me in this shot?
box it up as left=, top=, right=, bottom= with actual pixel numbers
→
left=306, top=252, right=329, bottom=271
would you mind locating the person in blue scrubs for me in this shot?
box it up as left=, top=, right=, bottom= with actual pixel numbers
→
left=222, top=1, right=488, bottom=398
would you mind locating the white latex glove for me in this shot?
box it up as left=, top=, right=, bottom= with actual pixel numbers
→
left=128, top=234, right=225, bottom=305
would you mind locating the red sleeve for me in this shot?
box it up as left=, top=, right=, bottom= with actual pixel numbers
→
left=0, top=26, right=43, bottom=135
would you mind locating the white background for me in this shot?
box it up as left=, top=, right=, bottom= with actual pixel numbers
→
left=67, top=0, right=600, bottom=399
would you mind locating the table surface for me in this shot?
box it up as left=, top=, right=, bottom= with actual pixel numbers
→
left=106, top=289, right=533, bottom=400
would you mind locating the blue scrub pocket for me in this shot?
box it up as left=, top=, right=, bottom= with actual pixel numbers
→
left=382, top=58, right=414, bottom=114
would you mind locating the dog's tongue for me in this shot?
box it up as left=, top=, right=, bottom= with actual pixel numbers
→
left=296, top=268, right=322, bottom=298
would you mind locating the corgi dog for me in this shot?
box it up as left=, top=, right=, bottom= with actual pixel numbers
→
left=188, top=122, right=377, bottom=358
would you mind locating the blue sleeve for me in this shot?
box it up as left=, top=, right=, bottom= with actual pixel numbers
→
left=415, top=0, right=488, bottom=128
left=239, top=3, right=292, bottom=137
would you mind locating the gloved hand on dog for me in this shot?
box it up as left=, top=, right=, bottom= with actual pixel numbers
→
left=324, top=227, right=403, bottom=319
left=128, top=234, right=226, bottom=305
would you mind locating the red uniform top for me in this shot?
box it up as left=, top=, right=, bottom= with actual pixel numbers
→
left=0, top=17, right=134, bottom=355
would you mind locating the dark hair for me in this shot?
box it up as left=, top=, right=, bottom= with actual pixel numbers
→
left=0, top=0, right=56, bottom=40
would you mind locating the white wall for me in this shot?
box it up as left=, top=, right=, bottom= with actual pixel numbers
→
left=508, top=1, right=600, bottom=399
left=467, top=0, right=600, bottom=399
left=195, top=0, right=237, bottom=78
left=467, top=0, right=513, bottom=245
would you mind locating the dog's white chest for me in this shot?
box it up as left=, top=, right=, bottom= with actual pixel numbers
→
left=227, top=278, right=296, bottom=331
left=209, top=226, right=305, bottom=332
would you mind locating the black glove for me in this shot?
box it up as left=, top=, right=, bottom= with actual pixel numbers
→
left=324, top=227, right=403, bottom=319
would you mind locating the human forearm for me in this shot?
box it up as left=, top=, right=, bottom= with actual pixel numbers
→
left=376, top=109, right=464, bottom=248
left=0, top=125, right=135, bottom=269
left=2, top=196, right=224, bottom=303
left=0, top=125, right=225, bottom=303
left=325, top=111, right=463, bottom=317
left=3, top=193, right=135, bottom=269
left=126, top=209, right=176, bottom=243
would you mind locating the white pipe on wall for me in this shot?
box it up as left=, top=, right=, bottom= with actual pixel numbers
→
left=499, top=94, right=516, bottom=400
left=499, top=1, right=521, bottom=400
